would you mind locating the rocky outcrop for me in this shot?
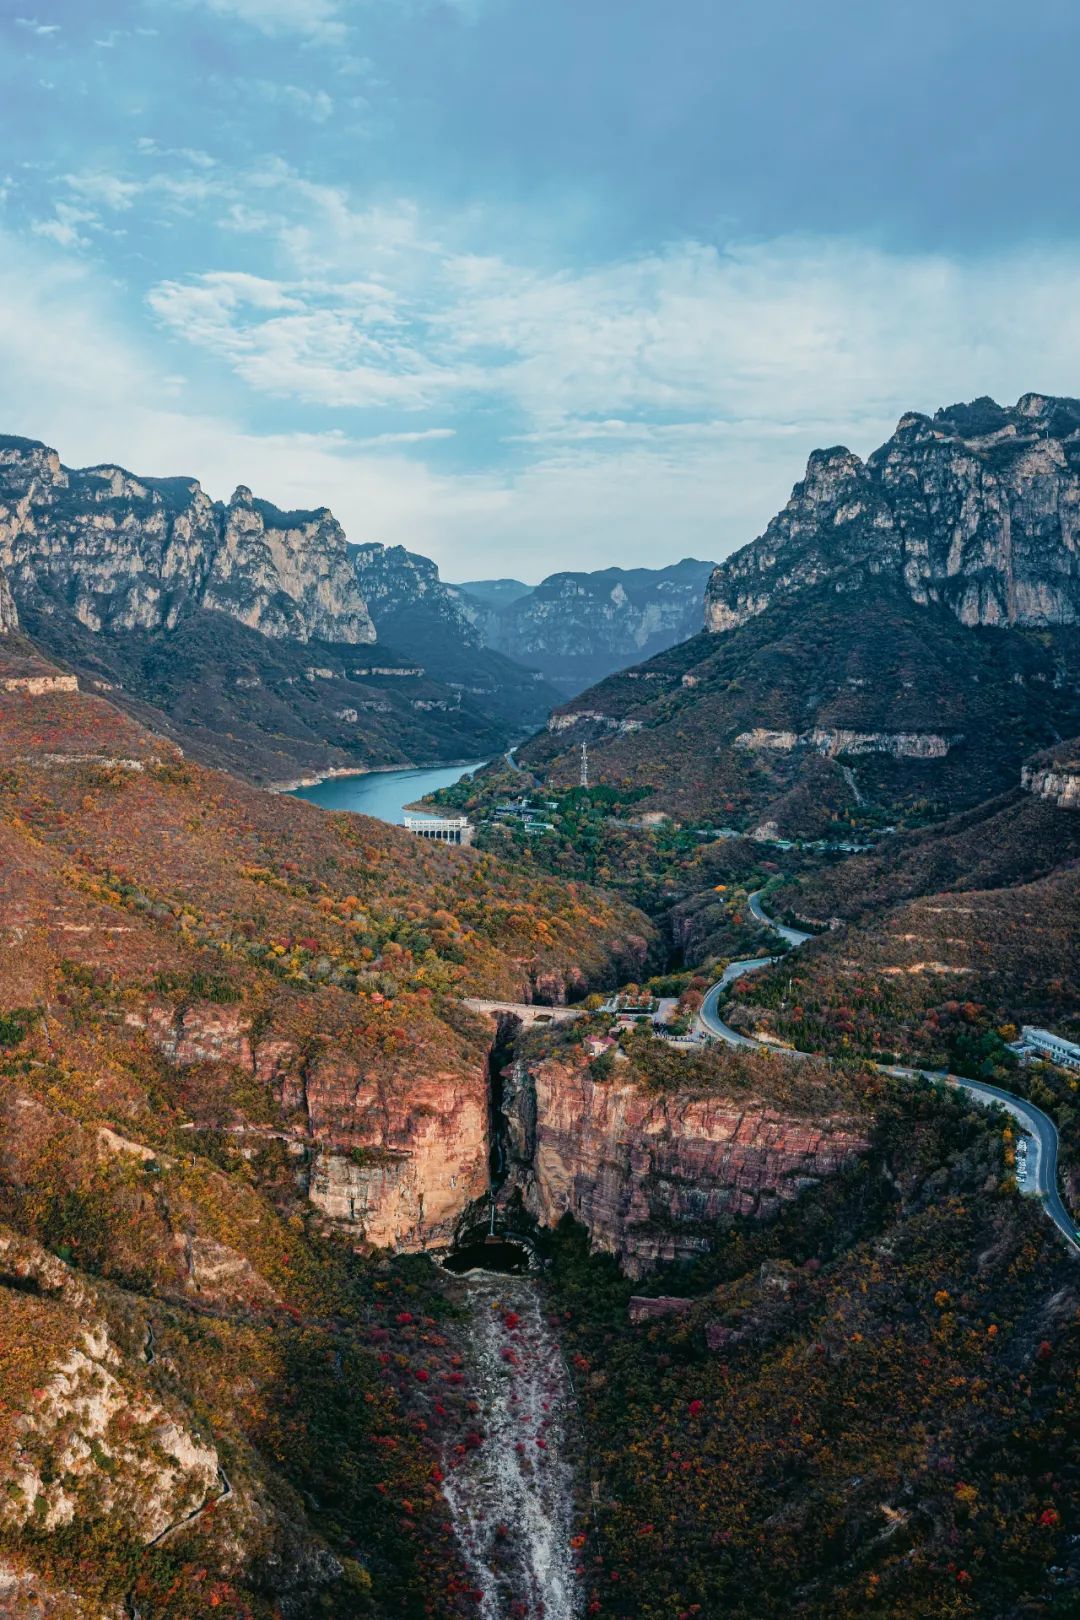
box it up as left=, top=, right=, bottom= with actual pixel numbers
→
left=459, top=559, right=715, bottom=697
left=0, top=1232, right=219, bottom=1545
left=1021, top=761, right=1080, bottom=808
left=734, top=727, right=957, bottom=759
left=706, top=394, right=1080, bottom=635
left=124, top=1000, right=489, bottom=1250
left=0, top=434, right=375, bottom=645
left=501, top=1055, right=871, bottom=1276
left=352, top=542, right=481, bottom=648
left=0, top=564, right=17, bottom=633
left=304, top=1057, right=489, bottom=1250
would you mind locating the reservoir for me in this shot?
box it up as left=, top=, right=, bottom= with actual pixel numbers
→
left=291, top=759, right=488, bottom=826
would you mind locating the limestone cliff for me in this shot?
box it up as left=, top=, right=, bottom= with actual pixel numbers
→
left=302, top=1052, right=489, bottom=1251
left=1021, top=741, right=1080, bottom=808
left=706, top=394, right=1080, bottom=635
left=501, top=1052, right=871, bottom=1276
left=0, top=564, right=17, bottom=633
left=122, top=998, right=490, bottom=1253
left=0, top=434, right=375, bottom=646
left=352, top=542, right=481, bottom=649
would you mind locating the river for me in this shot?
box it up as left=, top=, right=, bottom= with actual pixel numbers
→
left=290, top=759, right=489, bottom=824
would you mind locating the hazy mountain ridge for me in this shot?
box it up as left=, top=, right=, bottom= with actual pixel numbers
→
left=351, top=542, right=559, bottom=734
left=457, top=557, right=715, bottom=695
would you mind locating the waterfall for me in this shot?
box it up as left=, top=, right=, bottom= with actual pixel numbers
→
left=441, top=1273, right=581, bottom=1619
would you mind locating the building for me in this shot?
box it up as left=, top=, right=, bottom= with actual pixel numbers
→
left=402, top=813, right=475, bottom=847
left=1018, top=1026, right=1080, bottom=1071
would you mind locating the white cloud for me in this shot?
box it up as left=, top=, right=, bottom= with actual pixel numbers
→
left=11, top=195, right=1080, bottom=578
left=357, top=427, right=456, bottom=446
left=178, top=0, right=347, bottom=44
left=141, top=198, right=1080, bottom=462
left=63, top=172, right=141, bottom=211
left=248, top=79, right=335, bottom=121
left=15, top=17, right=60, bottom=35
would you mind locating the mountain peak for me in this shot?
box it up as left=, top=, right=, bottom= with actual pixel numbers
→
left=706, top=393, right=1080, bottom=636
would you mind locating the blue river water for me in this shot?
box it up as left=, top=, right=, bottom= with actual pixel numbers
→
left=290, top=760, right=489, bottom=826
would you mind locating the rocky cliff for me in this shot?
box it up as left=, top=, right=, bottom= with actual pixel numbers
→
left=0, top=563, right=16, bottom=634
left=351, top=541, right=558, bottom=732
left=0, top=431, right=562, bottom=778
left=353, top=542, right=481, bottom=649
left=706, top=393, right=1080, bottom=635
left=1021, top=740, right=1080, bottom=808
left=0, top=436, right=375, bottom=645
left=501, top=1048, right=872, bottom=1276
left=457, top=558, right=715, bottom=697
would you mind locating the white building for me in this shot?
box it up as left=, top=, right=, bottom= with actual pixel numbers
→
left=403, top=813, right=475, bottom=847
left=1019, top=1026, right=1080, bottom=1071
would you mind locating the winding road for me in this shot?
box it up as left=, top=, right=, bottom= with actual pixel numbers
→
left=698, top=891, right=1080, bottom=1255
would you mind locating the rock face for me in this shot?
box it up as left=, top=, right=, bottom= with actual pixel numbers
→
left=0, top=564, right=17, bottom=633
left=353, top=542, right=482, bottom=649
left=458, top=559, right=715, bottom=697
left=706, top=394, right=1080, bottom=635
left=734, top=727, right=957, bottom=759
left=125, top=999, right=490, bottom=1252
left=501, top=1055, right=871, bottom=1276
left=0, top=434, right=375, bottom=645
left=1021, top=745, right=1080, bottom=809
left=303, top=1053, right=489, bottom=1251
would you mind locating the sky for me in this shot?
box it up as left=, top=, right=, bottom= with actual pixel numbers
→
left=2, top=1, right=1080, bottom=582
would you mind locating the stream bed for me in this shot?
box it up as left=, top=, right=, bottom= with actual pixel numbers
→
left=441, top=1272, right=581, bottom=1619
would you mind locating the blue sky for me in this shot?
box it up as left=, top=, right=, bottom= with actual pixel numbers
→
left=2, top=0, right=1079, bottom=580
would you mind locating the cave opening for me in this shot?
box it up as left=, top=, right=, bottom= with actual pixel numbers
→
left=442, top=1237, right=531, bottom=1275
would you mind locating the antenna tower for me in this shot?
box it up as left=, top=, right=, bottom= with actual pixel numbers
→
left=580, top=741, right=589, bottom=790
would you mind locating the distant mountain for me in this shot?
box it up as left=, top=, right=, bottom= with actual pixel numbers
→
left=351, top=544, right=558, bottom=735
left=455, top=577, right=532, bottom=611
left=0, top=434, right=552, bottom=782
left=520, top=396, right=1080, bottom=831
left=454, top=558, right=715, bottom=696
left=0, top=435, right=376, bottom=645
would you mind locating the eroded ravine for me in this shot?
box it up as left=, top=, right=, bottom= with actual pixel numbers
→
left=441, top=1271, right=580, bottom=1619
left=440, top=1018, right=581, bottom=1618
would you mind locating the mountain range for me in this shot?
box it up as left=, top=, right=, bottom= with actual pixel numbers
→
left=455, top=557, right=715, bottom=695
left=1, top=395, right=1078, bottom=1618
left=0, top=435, right=717, bottom=783
left=522, top=393, right=1080, bottom=831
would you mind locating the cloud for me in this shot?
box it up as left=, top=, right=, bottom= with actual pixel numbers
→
left=357, top=427, right=456, bottom=446
left=141, top=195, right=1080, bottom=453
left=14, top=17, right=60, bottom=35
left=63, top=172, right=141, bottom=212
left=147, top=267, right=469, bottom=408
left=178, top=0, right=348, bottom=43
left=247, top=79, right=335, bottom=121
left=13, top=170, right=1080, bottom=579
